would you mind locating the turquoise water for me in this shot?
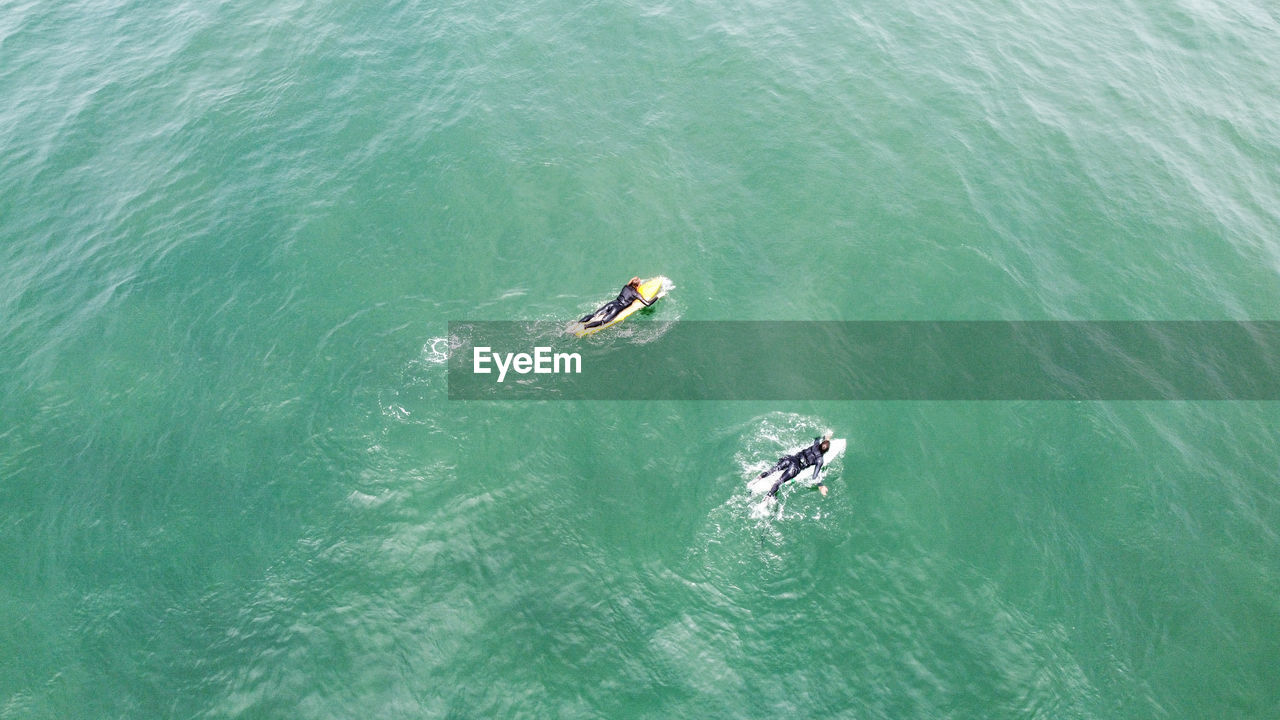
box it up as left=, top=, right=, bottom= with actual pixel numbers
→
left=3, top=0, right=1279, bottom=716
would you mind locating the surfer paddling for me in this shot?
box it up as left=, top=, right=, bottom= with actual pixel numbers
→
left=579, top=277, right=654, bottom=329
left=758, top=433, right=832, bottom=498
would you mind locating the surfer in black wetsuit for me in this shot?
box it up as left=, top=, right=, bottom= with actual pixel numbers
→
left=580, top=277, right=653, bottom=329
left=759, top=435, right=831, bottom=498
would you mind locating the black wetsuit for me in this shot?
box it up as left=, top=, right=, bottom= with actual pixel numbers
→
left=580, top=283, right=652, bottom=329
left=761, top=437, right=826, bottom=497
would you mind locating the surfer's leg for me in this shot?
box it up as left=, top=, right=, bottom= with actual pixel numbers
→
left=582, top=301, right=624, bottom=329
left=758, top=458, right=788, bottom=479
left=767, top=463, right=800, bottom=497
left=580, top=302, right=610, bottom=323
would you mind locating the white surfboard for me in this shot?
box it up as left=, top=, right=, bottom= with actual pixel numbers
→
left=748, top=438, right=846, bottom=495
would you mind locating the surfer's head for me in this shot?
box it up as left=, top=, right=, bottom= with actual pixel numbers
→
left=628, top=276, right=641, bottom=287
left=819, top=439, right=831, bottom=453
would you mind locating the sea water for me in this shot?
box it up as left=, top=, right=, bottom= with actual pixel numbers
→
left=3, top=0, right=1279, bottom=716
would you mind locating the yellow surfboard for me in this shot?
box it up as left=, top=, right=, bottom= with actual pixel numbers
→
left=570, top=276, right=670, bottom=337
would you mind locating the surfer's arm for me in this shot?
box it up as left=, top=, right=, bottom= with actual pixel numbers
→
left=812, top=438, right=829, bottom=495
left=810, top=438, right=825, bottom=479
left=621, top=286, right=652, bottom=306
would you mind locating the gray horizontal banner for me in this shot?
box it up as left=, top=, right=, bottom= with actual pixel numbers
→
left=447, top=321, right=1280, bottom=400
